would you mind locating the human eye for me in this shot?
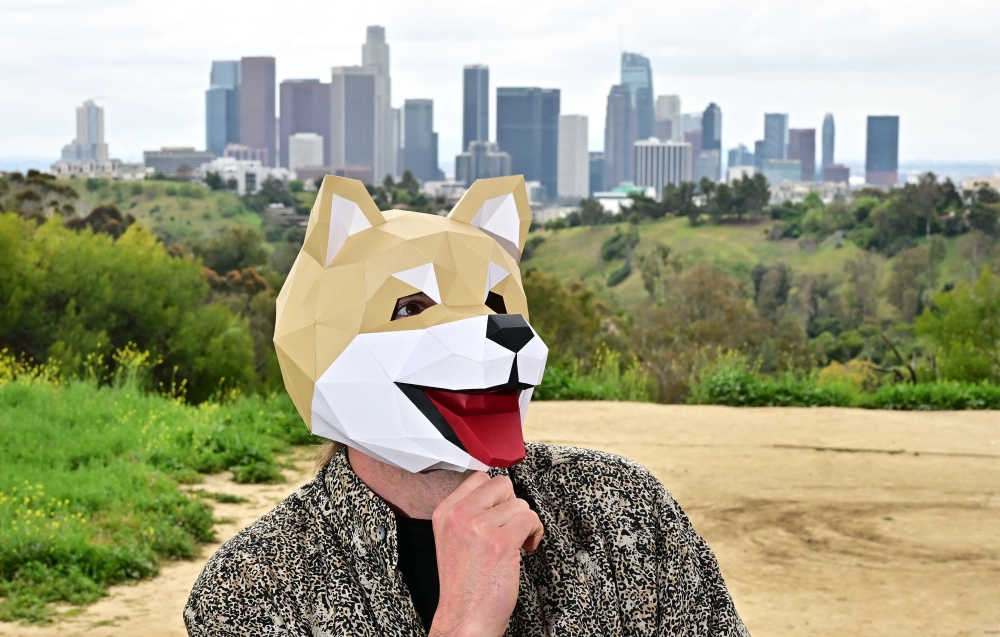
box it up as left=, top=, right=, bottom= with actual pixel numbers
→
left=391, top=293, right=436, bottom=321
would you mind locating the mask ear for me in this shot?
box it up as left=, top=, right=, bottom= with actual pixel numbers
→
left=447, top=176, right=532, bottom=262
left=302, top=176, right=387, bottom=267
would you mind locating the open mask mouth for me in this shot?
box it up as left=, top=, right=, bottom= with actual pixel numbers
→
left=396, top=385, right=527, bottom=468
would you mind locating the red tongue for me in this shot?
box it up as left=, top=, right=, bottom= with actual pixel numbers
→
left=423, top=389, right=526, bottom=468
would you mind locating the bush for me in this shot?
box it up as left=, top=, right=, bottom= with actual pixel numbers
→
left=688, top=358, right=854, bottom=407
left=533, top=349, right=653, bottom=402
left=860, top=381, right=1000, bottom=410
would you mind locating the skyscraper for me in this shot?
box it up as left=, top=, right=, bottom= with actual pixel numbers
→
left=455, top=141, right=511, bottom=185
left=655, top=95, right=682, bottom=142
left=557, top=115, right=589, bottom=199
left=279, top=79, right=330, bottom=168
left=701, top=103, right=722, bottom=151
left=496, top=87, right=560, bottom=199
left=684, top=130, right=702, bottom=178
left=866, top=115, right=900, bottom=185
left=762, top=113, right=788, bottom=163
left=753, top=140, right=766, bottom=171
left=634, top=139, right=692, bottom=197
left=402, top=99, right=442, bottom=183
left=362, top=26, right=395, bottom=181
left=603, top=84, right=636, bottom=191
left=787, top=129, right=816, bottom=181
left=463, top=65, right=489, bottom=151
left=728, top=144, right=753, bottom=168
left=330, top=66, right=376, bottom=178
left=697, top=103, right=722, bottom=182
left=822, top=113, right=835, bottom=169
left=206, top=61, right=240, bottom=157
left=239, top=57, right=276, bottom=166
left=621, top=53, right=655, bottom=140
left=61, top=99, right=108, bottom=162
left=589, top=152, right=604, bottom=196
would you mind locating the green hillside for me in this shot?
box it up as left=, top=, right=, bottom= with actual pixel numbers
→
left=525, top=216, right=973, bottom=312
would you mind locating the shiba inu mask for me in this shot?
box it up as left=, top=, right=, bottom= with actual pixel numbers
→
left=274, top=175, right=548, bottom=473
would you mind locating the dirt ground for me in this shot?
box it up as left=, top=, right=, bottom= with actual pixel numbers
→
left=2, top=403, right=998, bottom=637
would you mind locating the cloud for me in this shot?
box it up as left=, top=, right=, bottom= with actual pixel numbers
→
left=1, top=0, right=998, bottom=166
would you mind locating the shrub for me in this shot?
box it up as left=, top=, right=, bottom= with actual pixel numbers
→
left=860, top=381, right=1000, bottom=410
left=533, top=349, right=653, bottom=402
left=688, top=358, right=854, bottom=407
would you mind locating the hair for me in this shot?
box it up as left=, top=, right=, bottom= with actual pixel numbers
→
left=313, top=441, right=344, bottom=473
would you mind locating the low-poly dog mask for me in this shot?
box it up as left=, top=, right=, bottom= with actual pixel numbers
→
left=274, top=175, right=548, bottom=473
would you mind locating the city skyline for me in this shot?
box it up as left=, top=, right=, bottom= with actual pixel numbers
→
left=2, top=0, right=999, bottom=172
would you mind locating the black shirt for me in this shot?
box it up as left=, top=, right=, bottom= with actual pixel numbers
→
left=395, top=516, right=439, bottom=631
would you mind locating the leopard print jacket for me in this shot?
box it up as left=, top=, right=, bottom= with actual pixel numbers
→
left=184, top=443, right=749, bottom=636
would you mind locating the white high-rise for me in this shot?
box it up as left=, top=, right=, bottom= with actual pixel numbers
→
left=288, top=133, right=324, bottom=170
left=62, top=100, right=109, bottom=162
left=557, top=115, right=589, bottom=199
left=656, top=95, right=682, bottom=142
left=633, top=139, right=692, bottom=198
left=362, top=25, right=396, bottom=182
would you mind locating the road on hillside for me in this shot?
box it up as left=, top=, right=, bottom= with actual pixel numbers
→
left=3, top=403, right=998, bottom=637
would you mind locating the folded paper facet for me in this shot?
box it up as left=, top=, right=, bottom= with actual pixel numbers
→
left=274, top=175, right=547, bottom=473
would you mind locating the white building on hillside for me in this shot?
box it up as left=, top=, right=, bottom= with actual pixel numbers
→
left=557, top=115, right=589, bottom=199
left=197, top=157, right=294, bottom=194
left=633, top=138, right=692, bottom=200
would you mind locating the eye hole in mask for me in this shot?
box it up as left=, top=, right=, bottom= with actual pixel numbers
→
left=485, top=291, right=507, bottom=315
left=391, top=292, right=438, bottom=321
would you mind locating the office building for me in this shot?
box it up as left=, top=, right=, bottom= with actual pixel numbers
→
left=695, top=150, right=721, bottom=183
left=363, top=26, right=395, bottom=181
left=463, top=65, right=489, bottom=150
left=197, top=157, right=293, bottom=195
left=557, top=115, right=589, bottom=199
left=239, top=57, right=276, bottom=166
left=682, top=113, right=702, bottom=133
left=787, top=128, right=816, bottom=181
left=702, top=103, right=722, bottom=151
left=684, top=130, right=702, bottom=178
left=330, top=66, right=376, bottom=179
left=728, top=144, right=754, bottom=168
left=621, top=53, right=655, bottom=140
left=496, top=87, right=560, bottom=198
left=588, top=152, right=604, bottom=197
left=762, top=113, right=789, bottom=162
left=392, top=106, right=403, bottom=175
left=603, top=84, right=636, bottom=190
left=403, top=99, right=442, bottom=183
left=822, top=164, right=850, bottom=183
left=224, top=144, right=269, bottom=163
left=279, top=79, right=331, bottom=169
left=61, top=99, right=109, bottom=163
left=455, top=141, right=511, bottom=186
left=206, top=61, right=241, bottom=157
left=866, top=115, right=900, bottom=185
left=288, top=133, right=324, bottom=170
left=727, top=165, right=755, bottom=183
left=633, top=139, right=693, bottom=198
left=656, top=95, right=682, bottom=142
left=763, top=159, right=802, bottom=185
left=822, top=113, right=835, bottom=169
left=753, top=140, right=766, bottom=171
left=143, top=147, right=214, bottom=177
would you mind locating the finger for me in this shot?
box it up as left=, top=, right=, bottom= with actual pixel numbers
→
left=458, top=475, right=517, bottom=514
left=435, top=471, right=489, bottom=516
left=476, top=497, right=532, bottom=529
left=499, top=510, right=544, bottom=553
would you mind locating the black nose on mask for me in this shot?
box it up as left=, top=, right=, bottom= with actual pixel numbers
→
left=485, top=314, right=536, bottom=389
left=486, top=314, right=534, bottom=353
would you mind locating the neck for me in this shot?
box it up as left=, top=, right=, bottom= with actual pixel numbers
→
left=347, top=446, right=473, bottom=519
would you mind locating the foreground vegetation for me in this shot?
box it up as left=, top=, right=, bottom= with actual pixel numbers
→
left=0, top=356, right=313, bottom=623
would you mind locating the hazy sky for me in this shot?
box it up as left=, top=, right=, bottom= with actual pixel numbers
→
left=2, top=0, right=999, bottom=170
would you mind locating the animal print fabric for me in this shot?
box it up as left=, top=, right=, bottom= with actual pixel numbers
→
left=184, top=443, right=750, bottom=636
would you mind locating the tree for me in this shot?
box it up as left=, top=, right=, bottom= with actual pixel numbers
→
left=205, top=171, right=226, bottom=191
left=916, top=268, right=1000, bottom=382
left=958, top=230, right=996, bottom=279
left=578, top=198, right=609, bottom=225
left=885, top=245, right=940, bottom=322
left=843, top=251, right=880, bottom=327
left=194, top=226, right=268, bottom=274
left=399, top=170, right=420, bottom=195
left=968, top=202, right=1000, bottom=237
left=663, top=182, right=697, bottom=225
left=751, top=263, right=791, bottom=321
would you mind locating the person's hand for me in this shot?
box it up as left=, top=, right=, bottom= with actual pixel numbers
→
left=428, top=472, right=544, bottom=637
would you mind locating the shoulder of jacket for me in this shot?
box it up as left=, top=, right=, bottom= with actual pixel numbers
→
left=519, top=442, right=661, bottom=498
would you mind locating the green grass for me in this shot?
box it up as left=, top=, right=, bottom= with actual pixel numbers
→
left=0, top=378, right=318, bottom=623
left=526, top=217, right=976, bottom=310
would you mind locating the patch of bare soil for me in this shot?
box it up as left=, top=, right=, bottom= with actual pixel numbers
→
left=2, top=405, right=998, bottom=637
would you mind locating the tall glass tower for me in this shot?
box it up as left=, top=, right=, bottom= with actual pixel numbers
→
left=822, top=113, right=835, bottom=168
left=463, top=65, right=489, bottom=151
left=621, top=53, right=655, bottom=141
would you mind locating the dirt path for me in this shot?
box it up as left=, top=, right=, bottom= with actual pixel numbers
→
left=2, top=404, right=998, bottom=637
